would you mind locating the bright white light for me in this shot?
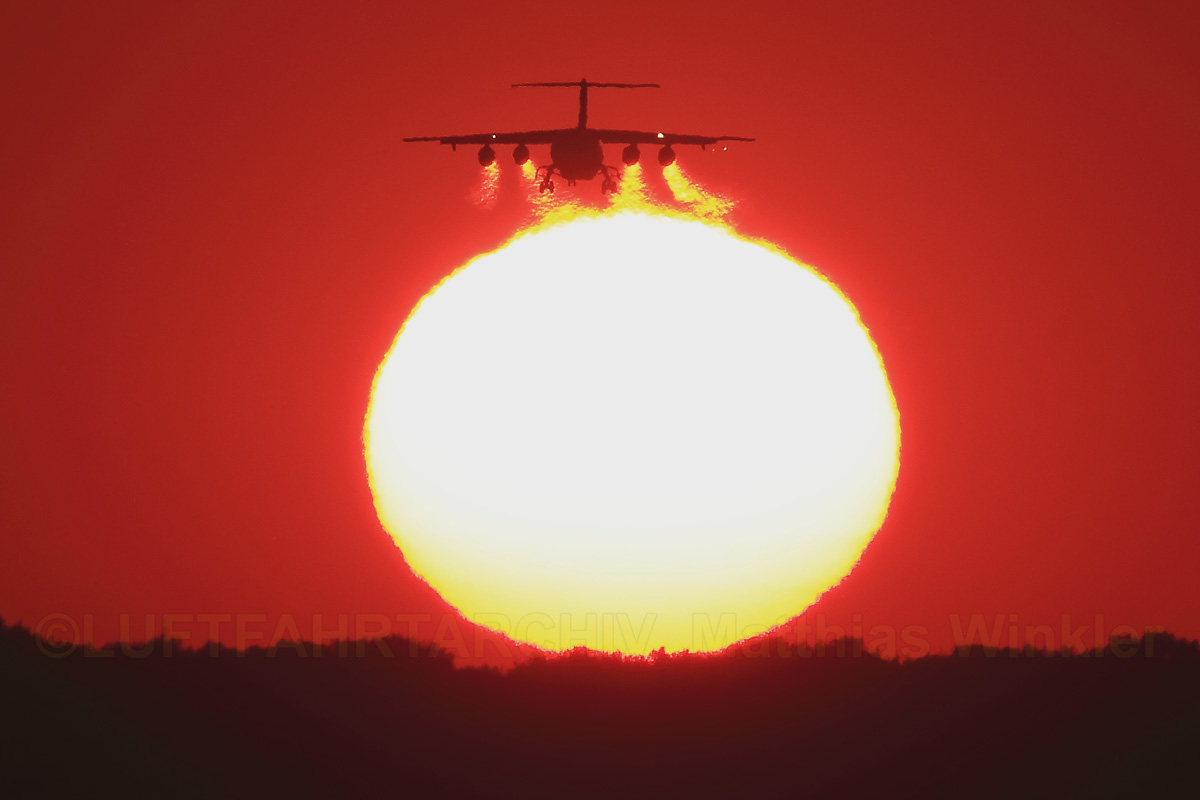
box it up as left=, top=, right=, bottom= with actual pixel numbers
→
left=365, top=212, right=900, bottom=654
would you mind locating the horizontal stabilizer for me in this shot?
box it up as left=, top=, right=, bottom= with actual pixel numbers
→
left=513, top=80, right=659, bottom=128
left=512, top=81, right=659, bottom=89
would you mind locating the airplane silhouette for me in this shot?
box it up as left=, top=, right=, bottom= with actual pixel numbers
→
left=404, top=79, right=754, bottom=194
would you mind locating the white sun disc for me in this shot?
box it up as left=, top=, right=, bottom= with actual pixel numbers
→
left=365, top=211, right=900, bottom=654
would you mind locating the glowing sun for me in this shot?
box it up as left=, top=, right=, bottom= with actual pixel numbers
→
left=365, top=208, right=899, bottom=655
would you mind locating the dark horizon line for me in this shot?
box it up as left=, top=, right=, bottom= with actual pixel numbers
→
left=5, top=617, right=1196, bottom=669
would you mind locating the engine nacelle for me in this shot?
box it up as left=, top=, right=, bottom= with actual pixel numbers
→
left=512, top=144, right=530, bottom=165
left=478, top=145, right=496, bottom=166
left=657, top=144, right=676, bottom=166
left=622, top=144, right=641, bottom=165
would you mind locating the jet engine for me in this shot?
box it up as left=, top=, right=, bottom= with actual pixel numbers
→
left=622, top=144, right=641, bottom=165
left=512, top=144, right=530, bottom=165
left=478, top=145, right=496, bottom=166
left=657, top=144, right=676, bottom=166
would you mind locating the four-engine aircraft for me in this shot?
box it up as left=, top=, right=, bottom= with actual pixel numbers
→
left=404, top=79, right=754, bottom=194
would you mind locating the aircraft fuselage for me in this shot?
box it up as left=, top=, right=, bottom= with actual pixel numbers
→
left=550, top=129, right=605, bottom=182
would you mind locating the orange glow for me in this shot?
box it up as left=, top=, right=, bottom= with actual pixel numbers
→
left=519, top=160, right=585, bottom=222
left=472, top=162, right=500, bottom=209
left=519, top=161, right=553, bottom=215
left=662, top=163, right=734, bottom=218
left=519, top=160, right=539, bottom=199
left=365, top=167, right=901, bottom=655
left=608, top=162, right=651, bottom=211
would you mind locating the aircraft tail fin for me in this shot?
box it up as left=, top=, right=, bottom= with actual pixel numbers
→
left=513, top=79, right=660, bottom=128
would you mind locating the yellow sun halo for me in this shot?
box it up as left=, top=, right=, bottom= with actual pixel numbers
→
left=365, top=209, right=899, bottom=655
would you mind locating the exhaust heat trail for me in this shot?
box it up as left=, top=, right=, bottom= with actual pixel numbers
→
left=662, top=163, right=733, bottom=218
left=472, top=162, right=500, bottom=209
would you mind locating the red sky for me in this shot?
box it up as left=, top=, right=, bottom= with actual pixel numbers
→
left=3, top=1, right=1198, bottom=661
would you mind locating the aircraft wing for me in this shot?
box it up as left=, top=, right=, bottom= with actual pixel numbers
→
left=403, top=129, right=571, bottom=146
left=593, top=129, right=755, bottom=146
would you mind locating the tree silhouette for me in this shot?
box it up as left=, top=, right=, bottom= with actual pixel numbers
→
left=1, top=618, right=1196, bottom=798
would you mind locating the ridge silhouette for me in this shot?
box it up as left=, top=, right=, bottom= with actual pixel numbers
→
left=2, top=618, right=1196, bottom=798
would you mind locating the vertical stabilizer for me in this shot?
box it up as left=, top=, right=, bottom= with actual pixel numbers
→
left=511, top=80, right=660, bottom=130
